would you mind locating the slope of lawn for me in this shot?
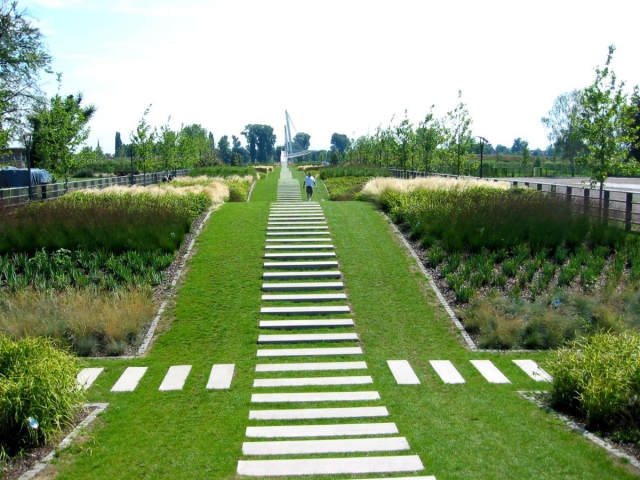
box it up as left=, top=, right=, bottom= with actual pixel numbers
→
left=249, top=166, right=279, bottom=202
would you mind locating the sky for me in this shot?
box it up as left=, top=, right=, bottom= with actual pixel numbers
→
left=19, top=0, right=640, bottom=154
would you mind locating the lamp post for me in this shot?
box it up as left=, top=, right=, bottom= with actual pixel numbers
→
left=476, top=136, right=488, bottom=179
left=22, top=132, right=33, bottom=200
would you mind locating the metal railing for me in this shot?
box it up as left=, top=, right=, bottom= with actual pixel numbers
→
left=0, top=170, right=190, bottom=208
left=388, top=169, right=640, bottom=232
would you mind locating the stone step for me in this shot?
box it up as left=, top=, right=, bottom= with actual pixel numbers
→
left=206, top=364, right=235, bottom=389
left=245, top=422, right=398, bottom=438
left=236, top=455, right=425, bottom=477
left=259, top=319, right=353, bottom=329
left=159, top=365, right=191, bottom=391
left=257, top=346, right=363, bottom=357
left=77, top=368, right=104, bottom=390
left=258, top=333, right=358, bottom=344
left=251, top=391, right=380, bottom=403
left=430, top=360, right=465, bottom=384
left=270, top=211, right=323, bottom=214
left=265, top=238, right=329, bottom=242
left=263, top=261, right=339, bottom=270
left=513, top=359, right=552, bottom=382
left=249, top=406, right=389, bottom=420
left=264, top=245, right=334, bottom=250
left=387, top=360, right=421, bottom=385
left=263, top=271, right=341, bottom=280
left=254, top=375, right=372, bottom=388
left=261, top=282, right=344, bottom=292
left=267, top=226, right=329, bottom=230
left=242, top=436, right=409, bottom=456
left=268, top=221, right=327, bottom=225
left=269, top=214, right=326, bottom=217
left=260, top=306, right=351, bottom=315
left=111, top=367, right=147, bottom=392
left=264, top=252, right=336, bottom=260
left=261, top=293, right=347, bottom=302
left=255, top=361, right=366, bottom=372
left=471, top=360, right=511, bottom=384
left=266, top=232, right=329, bottom=236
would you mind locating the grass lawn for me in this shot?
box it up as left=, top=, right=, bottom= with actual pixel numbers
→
left=49, top=171, right=638, bottom=479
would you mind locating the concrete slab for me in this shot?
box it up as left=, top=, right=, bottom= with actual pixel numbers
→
left=253, top=376, right=373, bottom=387
left=251, top=391, right=380, bottom=403
left=265, top=245, right=334, bottom=250
left=268, top=221, right=327, bottom=225
left=77, top=368, right=103, bottom=390
left=263, top=271, right=341, bottom=279
left=513, top=359, right=553, bottom=382
left=258, top=333, right=358, bottom=343
left=245, top=422, right=398, bottom=438
left=242, top=437, right=409, bottom=455
left=236, top=455, right=424, bottom=477
left=261, top=293, right=346, bottom=301
left=263, top=252, right=336, bottom=259
left=260, top=306, right=351, bottom=315
left=266, top=238, right=329, bottom=242
left=266, top=232, right=329, bottom=236
left=111, top=367, right=147, bottom=392
left=257, top=346, right=362, bottom=357
left=261, top=282, right=344, bottom=291
left=471, top=360, right=511, bottom=384
left=206, top=364, right=235, bottom=389
left=430, top=360, right=465, bottom=384
left=387, top=360, right=421, bottom=385
left=267, top=226, right=329, bottom=230
left=159, top=365, right=191, bottom=391
left=256, top=361, right=367, bottom=372
left=259, top=319, right=353, bottom=329
left=249, top=406, right=389, bottom=420
left=263, top=261, right=339, bottom=270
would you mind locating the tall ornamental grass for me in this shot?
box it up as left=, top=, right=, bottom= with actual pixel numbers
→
left=324, top=177, right=372, bottom=201
left=317, top=166, right=391, bottom=179
left=171, top=175, right=252, bottom=201
left=189, top=166, right=257, bottom=178
left=0, top=334, right=84, bottom=459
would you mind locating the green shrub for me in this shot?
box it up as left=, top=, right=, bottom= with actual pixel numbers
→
left=225, top=180, right=251, bottom=202
left=318, top=166, right=390, bottom=179
left=325, top=176, right=371, bottom=201
left=189, top=166, right=256, bottom=178
left=0, top=335, right=84, bottom=459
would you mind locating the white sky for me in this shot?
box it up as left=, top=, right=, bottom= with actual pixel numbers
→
left=21, top=0, right=640, bottom=154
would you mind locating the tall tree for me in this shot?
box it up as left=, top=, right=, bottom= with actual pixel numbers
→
left=394, top=111, right=415, bottom=175
left=330, top=133, right=349, bottom=154
left=541, top=90, right=585, bottom=176
left=416, top=106, right=445, bottom=174
left=115, top=131, right=123, bottom=157
left=242, top=124, right=276, bottom=163
left=156, top=118, right=177, bottom=175
left=217, top=135, right=231, bottom=164
left=444, top=89, right=473, bottom=175
left=624, top=86, right=640, bottom=163
left=293, top=132, right=311, bottom=150
left=511, top=138, right=525, bottom=155
left=0, top=0, right=52, bottom=148
left=130, top=105, right=155, bottom=184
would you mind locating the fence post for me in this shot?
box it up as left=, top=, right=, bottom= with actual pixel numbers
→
left=566, top=186, right=572, bottom=206
left=551, top=185, right=556, bottom=194
left=512, top=181, right=517, bottom=187
left=603, top=190, right=610, bottom=225
left=537, top=183, right=542, bottom=192
left=524, top=182, right=529, bottom=188
left=584, top=189, right=590, bottom=216
left=41, top=185, right=47, bottom=200
left=626, top=192, right=633, bottom=231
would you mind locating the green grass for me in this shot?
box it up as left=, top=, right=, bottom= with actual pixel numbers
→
left=291, top=167, right=329, bottom=202
left=249, top=166, right=279, bottom=202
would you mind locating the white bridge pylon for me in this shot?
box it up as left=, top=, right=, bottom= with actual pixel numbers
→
left=282, top=110, right=311, bottom=166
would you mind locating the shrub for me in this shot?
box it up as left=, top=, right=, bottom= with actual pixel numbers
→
left=0, top=335, right=84, bottom=459
left=189, top=166, right=257, bottom=178
left=318, top=166, right=390, bottom=179
left=325, top=177, right=370, bottom=201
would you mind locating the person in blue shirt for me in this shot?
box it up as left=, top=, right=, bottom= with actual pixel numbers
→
left=303, top=172, right=317, bottom=202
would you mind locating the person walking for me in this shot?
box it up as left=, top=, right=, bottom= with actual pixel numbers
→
left=303, top=172, right=317, bottom=202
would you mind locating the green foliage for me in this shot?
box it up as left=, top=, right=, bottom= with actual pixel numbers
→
left=189, top=166, right=256, bottom=178
left=130, top=105, right=155, bottom=177
left=0, top=334, right=83, bottom=459
left=318, top=165, right=391, bottom=179
left=225, top=180, right=250, bottom=202
left=324, top=176, right=370, bottom=201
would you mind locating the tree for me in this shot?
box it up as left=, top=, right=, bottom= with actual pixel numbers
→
left=293, top=132, right=311, bottom=151
left=511, top=138, right=525, bottom=155
left=231, top=135, right=248, bottom=164
left=217, top=135, right=231, bottom=164
left=444, top=90, right=473, bottom=175
left=330, top=133, right=349, bottom=154
left=115, top=131, right=123, bottom=157
left=31, top=82, right=95, bottom=190
left=575, top=45, right=629, bottom=200
left=416, top=106, right=445, bottom=174
left=394, top=111, right=415, bottom=175
left=541, top=90, right=585, bottom=176
left=130, top=105, right=155, bottom=185
left=242, top=124, right=276, bottom=163
left=0, top=0, right=52, bottom=148
left=624, top=86, right=640, bottom=163
left=231, top=152, right=243, bottom=166
left=521, top=140, right=530, bottom=166
left=156, top=118, right=178, bottom=175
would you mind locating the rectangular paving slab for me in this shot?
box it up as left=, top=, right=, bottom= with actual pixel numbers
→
left=257, top=347, right=363, bottom=357
left=266, top=238, right=330, bottom=242
left=267, top=226, right=329, bottom=230
left=206, top=364, right=235, bottom=389
left=251, top=391, right=380, bottom=403
left=264, top=245, right=334, bottom=250
left=429, top=360, right=465, bottom=384
left=111, top=367, right=147, bottom=392
left=260, top=306, right=351, bottom=315
left=470, top=360, right=511, bottom=384
left=77, top=368, right=104, bottom=390
left=261, top=282, right=344, bottom=291
left=512, top=359, right=552, bottom=382
left=387, top=360, right=421, bottom=385
left=263, top=252, right=336, bottom=259
left=253, top=375, right=373, bottom=387
left=268, top=221, right=327, bottom=225
left=261, top=293, right=347, bottom=302
left=263, top=261, right=339, bottom=270
left=242, top=437, right=410, bottom=455
left=245, top=422, right=398, bottom=438
left=258, top=319, right=353, bottom=329
left=266, top=232, right=329, bottom=236
left=158, top=365, right=191, bottom=391
left=249, top=406, right=389, bottom=420
left=236, top=455, right=425, bottom=477
left=262, top=271, right=341, bottom=280
left=255, top=361, right=367, bottom=372
left=257, top=333, right=358, bottom=343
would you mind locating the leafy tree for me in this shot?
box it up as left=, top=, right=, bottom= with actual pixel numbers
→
left=242, top=124, right=276, bottom=163
left=217, top=135, right=231, bottom=164
left=231, top=135, right=248, bottom=164
left=130, top=105, right=156, bottom=184
left=231, top=152, right=243, bottom=166
left=180, top=124, right=209, bottom=166
left=624, top=86, right=640, bottom=162
left=495, top=144, right=511, bottom=155
left=541, top=90, right=585, bottom=176
left=0, top=0, right=52, bottom=148
left=394, top=111, right=415, bottom=175
left=444, top=90, right=473, bottom=175
left=115, top=131, right=123, bottom=157
left=293, top=132, right=311, bottom=150
left=416, top=106, right=445, bottom=174
left=156, top=118, right=178, bottom=175
left=511, top=138, right=525, bottom=155
left=521, top=140, right=530, bottom=166
left=30, top=81, right=96, bottom=190
left=575, top=45, right=630, bottom=199
left=330, top=150, right=340, bottom=166
left=330, top=133, right=349, bottom=154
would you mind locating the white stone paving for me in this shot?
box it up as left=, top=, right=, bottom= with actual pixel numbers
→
left=387, top=360, right=421, bottom=385
left=261, top=282, right=344, bottom=291
left=253, top=375, right=373, bottom=387
left=264, top=245, right=334, bottom=250
left=471, top=360, right=511, bottom=384
left=111, top=367, right=147, bottom=392
left=206, top=364, right=235, bottom=389
left=159, top=365, right=191, bottom=391
left=263, top=252, right=336, bottom=259
left=257, top=333, right=358, bottom=343
left=257, top=347, right=363, bottom=357
left=262, top=271, right=341, bottom=279
left=76, top=368, right=104, bottom=390
left=265, top=238, right=330, bottom=242
left=259, top=319, right=354, bottom=329
left=266, top=232, right=330, bottom=236
left=249, top=406, right=389, bottom=420
left=260, top=306, right=351, bottom=315
left=256, top=361, right=367, bottom=372
left=251, top=391, right=380, bottom=403
left=513, top=359, right=553, bottom=382
left=263, top=261, right=339, bottom=269
left=261, top=293, right=346, bottom=301
left=430, top=360, right=465, bottom=384
left=246, top=422, right=398, bottom=438
left=242, top=436, right=410, bottom=455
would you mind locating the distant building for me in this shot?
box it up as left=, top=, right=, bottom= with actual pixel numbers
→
left=0, top=147, right=26, bottom=168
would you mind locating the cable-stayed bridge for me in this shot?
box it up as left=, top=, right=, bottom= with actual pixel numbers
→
left=282, top=110, right=311, bottom=166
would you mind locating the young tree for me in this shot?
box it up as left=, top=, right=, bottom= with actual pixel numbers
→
left=445, top=90, right=474, bottom=175
left=575, top=45, right=629, bottom=200
left=114, top=131, right=123, bottom=157
left=217, top=135, right=231, bottom=164
left=521, top=141, right=530, bottom=167
left=156, top=118, right=178, bottom=175
left=130, top=105, right=155, bottom=185
left=416, top=106, right=445, bottom=174
left=394, top=111, right=415, bottom=175
left=623, top=86, right=640, bottom=163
